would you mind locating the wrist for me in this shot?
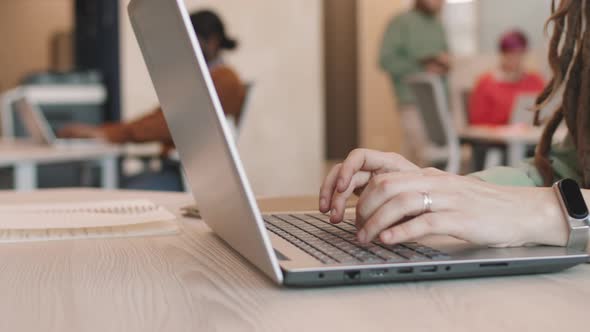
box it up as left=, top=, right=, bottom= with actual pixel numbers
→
left=526, top=188, right=569, bottom=247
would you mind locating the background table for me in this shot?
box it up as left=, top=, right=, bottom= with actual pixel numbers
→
left=460, top=125, right=567, bottom=167
left=0, top=140, right=120, bottom=190
left=0, top=189, right=588, bottom=332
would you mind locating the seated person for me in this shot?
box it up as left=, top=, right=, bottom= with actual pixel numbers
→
left=60, top=10, right=245, bottom=151
left=59, top=10, right=245, bottom=192
left=469, top=30, right=545, bottom=126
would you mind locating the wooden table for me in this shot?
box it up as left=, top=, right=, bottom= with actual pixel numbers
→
left=0, top=189, right=588, bottom=332
left=460, top=125, right=567, bottom=167
left=0, top=140, right=120, bottom=191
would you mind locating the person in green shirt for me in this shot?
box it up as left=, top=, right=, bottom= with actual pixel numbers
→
left=319, top=0, right=590, bottom=252
left=379, top=0, right=450, bottom=165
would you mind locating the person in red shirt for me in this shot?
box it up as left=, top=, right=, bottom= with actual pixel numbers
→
left=469, top=30, right=545, bottom=125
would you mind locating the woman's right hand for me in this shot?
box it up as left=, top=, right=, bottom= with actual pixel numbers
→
left=319, top=149, right=568, bottom=248
left=319, top=149, right=420, bottom=223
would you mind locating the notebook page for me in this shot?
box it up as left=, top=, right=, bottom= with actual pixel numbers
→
left=0, top=200, right=177, bottom=229
left=0, top=221, right=179, bottom=243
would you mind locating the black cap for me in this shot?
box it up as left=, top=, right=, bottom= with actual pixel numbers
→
left=190, top=10, right=237, bottom=50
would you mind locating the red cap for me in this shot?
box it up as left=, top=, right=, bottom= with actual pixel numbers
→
left=499, top=30, right=528, bottom=53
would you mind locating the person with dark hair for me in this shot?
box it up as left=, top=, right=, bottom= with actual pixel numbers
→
left=318, top=0, right=590, bottom=253
left=469, top=30, right=545, bottom=125
left=59, top=10, right=245, bottom=191
left=60, top=10, right=245, bottom=151
left=379, top=0, right=450, bottom=165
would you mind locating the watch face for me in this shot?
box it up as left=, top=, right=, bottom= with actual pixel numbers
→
left=559, top=179, right=589, bottom=219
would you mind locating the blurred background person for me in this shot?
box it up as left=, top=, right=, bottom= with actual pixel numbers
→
left=59, top=9, right=245, bottom=191
left=469, top=30, right=545, bottom=126
left=379, top=0, right=450, bottom=166
left=60, top=10, right=245, bottom=146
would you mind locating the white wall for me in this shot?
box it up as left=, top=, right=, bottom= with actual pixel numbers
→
left=478, top=0, right=551, bottom=53
left=120, top=0, right=324, bottom=196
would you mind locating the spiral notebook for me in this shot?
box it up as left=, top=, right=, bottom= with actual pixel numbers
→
left=0, top=199, right=179, bottom=243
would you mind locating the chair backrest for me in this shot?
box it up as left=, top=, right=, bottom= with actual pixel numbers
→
left=407, top=73, right=461, bottom=174
left=461, top=89, right=472, bottom=125
left=225, top=82, right=254, bottom=141
left=232, top=82, right=254, bottom=139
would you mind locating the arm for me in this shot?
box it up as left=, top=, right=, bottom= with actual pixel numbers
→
left=102, top=68, right=245, bottom=144
left=59, top=67, right=245, bottom=145
left=101, top=108, right=172, bottom=145
left=58, top=109, right=173, bottom=145
left=319, top=149, right=584, bottom=252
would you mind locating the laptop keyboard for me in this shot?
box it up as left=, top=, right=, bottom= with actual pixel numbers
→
left=264, top=214, right=450, bottom=265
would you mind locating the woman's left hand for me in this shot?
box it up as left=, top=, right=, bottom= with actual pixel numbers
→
left=323, top=156, right=569, bottom=248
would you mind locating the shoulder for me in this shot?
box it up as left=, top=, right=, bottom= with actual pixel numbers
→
left=523, top=72, right=546, bottom=86
left=474, top=72, right=496, bottom=87
left=211, top=65, right=241, bottom=82
left=387, top=11, right=413, bottom=28
left=211, top=65, right=243, bottom=88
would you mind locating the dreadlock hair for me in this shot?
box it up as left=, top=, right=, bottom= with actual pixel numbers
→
left=534, top=0, right=590, bottom=187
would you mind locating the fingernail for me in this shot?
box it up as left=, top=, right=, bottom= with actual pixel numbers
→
left=338, top=178, right=345, bottom=190
left=329, top=209, right=337, bottom=222
left=320, top=198, right=326, bottom=209
left=358, top=229, right=367, bottom=243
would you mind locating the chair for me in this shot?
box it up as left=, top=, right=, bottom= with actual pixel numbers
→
left=461, top=89, right=472, bottom=125
left=406, top=74, right=461, bottom=174
left=235, top=82, right=255, bottom=138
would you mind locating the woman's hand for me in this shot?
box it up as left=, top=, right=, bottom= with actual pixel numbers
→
left=319, top=149, right=569, bottom=248
left=319, top=149, right=419, bottom=223
left=58, top=124, right=105, bottom=140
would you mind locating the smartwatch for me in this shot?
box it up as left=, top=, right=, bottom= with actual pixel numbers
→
left=553, top=179, right=590, bottom=251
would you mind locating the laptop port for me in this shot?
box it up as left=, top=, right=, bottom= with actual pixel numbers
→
left=480, top=262, right=509, bottom=268
left=344, top=270, right=361, bottom=281
left=420, top=266, right=438, bottom=273
left=397, top=267, right=414, bottom=274
left=368, top=269, right=389, bottom=278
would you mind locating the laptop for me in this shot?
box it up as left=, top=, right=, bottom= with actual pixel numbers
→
left=14, top=97, right=102, bottom=147
left=128, top=0, right=588, bottom=287
left=511, top=94, right=561, bottom=125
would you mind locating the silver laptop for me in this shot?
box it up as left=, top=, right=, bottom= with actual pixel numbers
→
left=128, top=0, right=588, bottom=287
left=14, top=97, right=101, bottom=147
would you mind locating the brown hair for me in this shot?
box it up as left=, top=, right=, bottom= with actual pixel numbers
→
left=535, top=0, right=590, bottom=187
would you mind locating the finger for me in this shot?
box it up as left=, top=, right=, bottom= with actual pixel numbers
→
left=329, top=171, right=371, bottom=223
left=336, top=149, right=419, bottom=193
left=379, top=212, right=460, bottom=245
left=356, top=171, right=438, bottom=227
left=358, top=191, right=451, bottom=243
left=319, top=164, right=342, bottom=213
